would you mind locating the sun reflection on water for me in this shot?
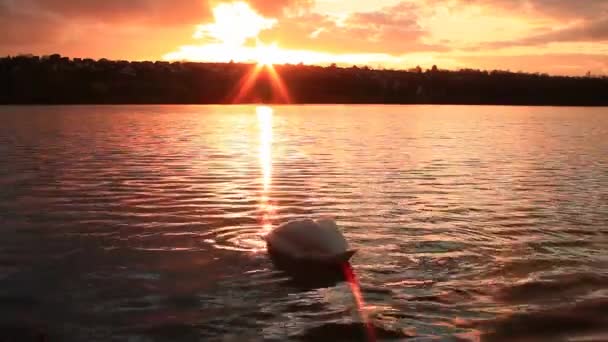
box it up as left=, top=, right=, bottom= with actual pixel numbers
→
left=257, top=106, right=275, bottom=235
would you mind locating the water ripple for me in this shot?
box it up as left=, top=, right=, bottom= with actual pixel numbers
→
left=0, top=105, right=607, bottom=341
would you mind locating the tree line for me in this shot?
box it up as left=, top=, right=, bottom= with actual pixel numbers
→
left=1, top=54, right=607, bottom=106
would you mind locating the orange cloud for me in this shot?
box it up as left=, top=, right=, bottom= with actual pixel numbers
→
left=456, top=53, right=608, bottom=76
left=452, top=0, right=608, bottom=20
left=15, top=0, right=212, bottom=25
left=0, top=2, right=60, bottom=46
left=0, top=0, right=312, bottom=55
left=260, top=2, right=447, bottom=55
left=248, top=0, right=313, bottom=16
left=482, top=18, right=608, bottom=48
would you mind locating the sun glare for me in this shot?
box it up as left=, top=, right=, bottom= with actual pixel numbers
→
left=162, top=1, right=413, bottom=69
left=255, top=43, right=282, bottom=66
left=194, top=2, right=276, bottom=46
left=164, top=1, right=329, bottom=67
left=164, top=2, right=284, bottom=65
left=257, top=106, right=274, bottom=235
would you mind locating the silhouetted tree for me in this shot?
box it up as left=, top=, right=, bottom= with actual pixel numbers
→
left=1, top=54, right=607, bottom=106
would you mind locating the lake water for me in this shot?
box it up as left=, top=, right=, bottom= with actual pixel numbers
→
left=0, top=105, right=607, bottom=341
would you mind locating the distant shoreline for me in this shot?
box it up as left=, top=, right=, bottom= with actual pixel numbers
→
left=2, top=54, right=607, bottom=106
left=2, top=103, right=607, bottom=108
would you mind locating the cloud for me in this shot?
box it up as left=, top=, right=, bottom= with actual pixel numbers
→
left=21, top=0, right=211, bottom=25
left=22, top=0, right=312, bottom=24
left=0, top=1, right=61, bottom=46
left=441, top=0, right=608, bottom=20
left=415, top=0, right=608, bottom=49
left=472, top=16, right=608, bottom=49
left=509, top=18, right=608, bottom=46
left=260, top=2, right=447, bottom=54
left=1, top=4, right=194, bottom=60
left=2, top=0, right=607, bottom=75
left=0, top=0, right=317, bottom=55
left=0, top=0, right=213, bottom=50
left=512, top=0, right=607, bottom=19
left=456, top=53, right=608, bottom=76
left=248, top=0, right=313, bottom=16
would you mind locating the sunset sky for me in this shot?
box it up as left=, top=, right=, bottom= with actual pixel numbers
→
left=1, top=0, right=606, bottom=75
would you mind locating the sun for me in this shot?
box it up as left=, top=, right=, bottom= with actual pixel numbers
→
left=255, top=43, right=283, bottom=66
left=194, top=2, right=276, bottom=47
left=162, top=1, right=292, bottom=103
left=164, top=1, right=318, bottom=68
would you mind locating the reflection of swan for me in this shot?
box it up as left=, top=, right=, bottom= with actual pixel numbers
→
left=262, top=219, right=356, bottom=280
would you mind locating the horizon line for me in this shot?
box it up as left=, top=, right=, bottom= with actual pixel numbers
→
left=4, top=53, right=607, bottom=79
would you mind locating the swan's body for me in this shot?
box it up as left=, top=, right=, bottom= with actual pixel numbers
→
left=263, top=218, right=356, bottom=273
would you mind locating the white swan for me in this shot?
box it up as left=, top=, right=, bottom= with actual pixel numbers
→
left=263, top=218, right=356, bottom=268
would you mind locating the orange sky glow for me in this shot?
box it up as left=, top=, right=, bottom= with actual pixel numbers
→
left=1, top=0, right=606, bottom=75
